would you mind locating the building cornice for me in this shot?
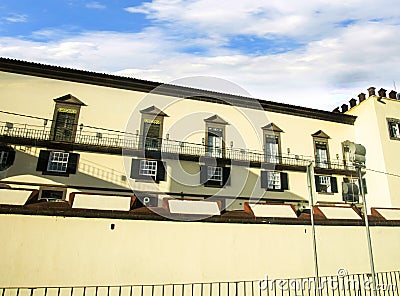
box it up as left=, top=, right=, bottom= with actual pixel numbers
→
left=0, top=57, right=356, bottom=125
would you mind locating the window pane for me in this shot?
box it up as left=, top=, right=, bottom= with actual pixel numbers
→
left=266, top=135, right=279, bottom=164
left=207, top=128, right=223, bottom=158
left=267, top=171, right=281, bottom=190
left=207, top=166, right=222, bottom=182
left=139, top=160, right=157, bottom=177
left=47, top=152, right=69, bottom=172
left=316, top=141, right=329, bottom=168
left=319, top=176, right=331, bottom=193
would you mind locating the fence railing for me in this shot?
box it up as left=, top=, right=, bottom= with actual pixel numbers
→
left=0, top=271, right=398, bottom=296
left=0, top=121, right=354, bottom=170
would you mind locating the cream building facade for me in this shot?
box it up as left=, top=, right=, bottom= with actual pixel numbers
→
left=1, top=58, right=400, bottom=287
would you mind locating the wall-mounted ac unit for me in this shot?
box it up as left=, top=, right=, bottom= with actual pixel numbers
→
left=342, top=182, right=359, bottom=203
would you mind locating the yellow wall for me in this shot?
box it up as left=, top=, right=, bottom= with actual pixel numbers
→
left=0, top=214, right=399, bottom=287
left=347, top=96, right=400, bottom=208
left=0, top=71, right=358, bottom=206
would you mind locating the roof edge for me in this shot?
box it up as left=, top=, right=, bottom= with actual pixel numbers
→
left=0, top=57, right=356, bottom=125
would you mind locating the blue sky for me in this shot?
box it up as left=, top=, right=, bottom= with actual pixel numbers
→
left=1, top=0, right=400, bottom=110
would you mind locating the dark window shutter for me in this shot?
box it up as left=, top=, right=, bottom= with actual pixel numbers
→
left=156, top=161, right=166, bottom=182
left=314, top=175, right=321, bottom=192
left=360, top=178, right=368, bottom=194
left=261, top=170, right=268, bottom=189
left=5, top=149, right=16, bottom=167
left=200, top=165, right=208, bottom=184
left=36, top=150, right=50, bottom=171
left=280, top=172, right=288, bottom=190
left=222, top=167, right=231, bottom=186
left=331, top=177, right=338, bottom=193
left=130, top=159, right=141, bottom=179
left=67, top=153, right=80, bottom=174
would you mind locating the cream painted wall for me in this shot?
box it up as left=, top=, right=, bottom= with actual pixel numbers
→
left=0, top=71, right=359, bottom=207
left=0, top=214, right=399, bottom=287
left=0, top=71, right=355, bottom=159
left=347, top=96, right=400, bottom=208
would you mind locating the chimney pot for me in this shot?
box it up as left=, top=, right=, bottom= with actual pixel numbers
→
left=349, top=98, right=357, bottom=108
left=378, top=88, right=387, bottom=98
left=341, top=104, right=349, bottom=113
left=358, top=93, right=366, bottom=102
left=332, top=107, right=340, bottom=113
left=389, top=90, right=397, bottom=100
left=367, top=87, right=376, bottom=97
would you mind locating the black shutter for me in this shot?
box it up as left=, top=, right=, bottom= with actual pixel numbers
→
left=261, top=170, right=268, bottom=189
left=200, top=165, right=208, bottom=184
left=36, top=150, right=50, bottom=171
left=331, top=177, right=338, bottom=193
left=280, top=172, right=288, bottom=190
left=156, top=161, right=166, bottom=182
left=5, top=149, right=15, bottom=167
left=130, top=159, right=141, bottom=179
left=361, top=178, right=368, bottom=194
left=67, top=153, right=80, bottom=174
left=222, top=167, right=231, bottom=186
left=314, top=175, right=321, bottom=192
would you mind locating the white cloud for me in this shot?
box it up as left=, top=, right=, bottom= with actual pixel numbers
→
left=86, top=2, right=106, bottom=9
left=4, top=14, right=28, bottom=23
left=1, top=1, right=400, bottom=111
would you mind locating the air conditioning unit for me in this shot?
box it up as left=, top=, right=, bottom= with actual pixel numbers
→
left=342, top=182, right=359, bottom=203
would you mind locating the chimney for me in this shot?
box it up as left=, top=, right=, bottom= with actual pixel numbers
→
left=389, top=90, right=397, bottom=100
left=367, top=87, right=376, bottom=97
left=341, top=104, right=349, bottom=113
left=358, top=93, right=366, bottom=102
left=378, top=88, right=387, bottom=98
left=349, top=98, right=357, bottom=108
left=332, top=107, right=340, bottom=113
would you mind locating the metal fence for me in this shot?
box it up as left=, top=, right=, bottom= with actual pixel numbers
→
left=1, top=271, right=399, bottom=296
left=0, top=121, right=354, bottom=170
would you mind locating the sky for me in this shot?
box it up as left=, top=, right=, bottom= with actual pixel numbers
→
left=1, top=0, right=400, bottom=110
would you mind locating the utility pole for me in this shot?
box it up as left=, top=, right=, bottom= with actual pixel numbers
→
left=306, top=162, right=321, bottom=296
left=349, top=142, right=377, bottom=296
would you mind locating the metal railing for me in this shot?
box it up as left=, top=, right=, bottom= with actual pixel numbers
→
left=0, top=121, right=354, bottom=170
left=0, top=271, right=398, bottom=296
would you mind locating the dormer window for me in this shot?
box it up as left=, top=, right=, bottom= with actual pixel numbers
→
left=204, top=115, right=228, bottom=158
left=140, top=106, right=168, bottom=152
left=262, top=123, right=283, bottom=164
left=50, top=94, right=86, bottom=142
left=312, top=130, right=330, bottom=169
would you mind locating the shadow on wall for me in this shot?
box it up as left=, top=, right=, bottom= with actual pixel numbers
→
left=1, top=150, right=130, bottom=191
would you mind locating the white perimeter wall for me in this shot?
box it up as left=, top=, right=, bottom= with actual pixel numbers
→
left=0, top=214, right=399, bottom=288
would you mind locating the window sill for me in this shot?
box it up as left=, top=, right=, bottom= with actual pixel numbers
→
left=317, top=192, right=335, bottom=195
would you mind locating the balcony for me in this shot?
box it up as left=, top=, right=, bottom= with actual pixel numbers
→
left=0, top=121, right=355, bottom=172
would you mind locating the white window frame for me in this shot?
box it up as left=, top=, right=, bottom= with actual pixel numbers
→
left=139, top=160, right=157, bottom=177
left=265, top=135, right=280, bottom=164
left=315, top=141, right=329, bottom=168
left=47, top=151, right=69, bottom=173
left=389, top=120, right=400, bottom=138
left=319, top=176, right=332, bottom=193
left=207, top=127, right=223, bottom=158
left=207, top=166, right=223, bottom=183
left=0, top=151, right=9, bottom=167
left=267, top=171, right=281, bottom=190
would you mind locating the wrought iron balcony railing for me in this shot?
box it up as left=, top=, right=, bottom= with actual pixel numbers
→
left=0, top=121, right=355, bottom=171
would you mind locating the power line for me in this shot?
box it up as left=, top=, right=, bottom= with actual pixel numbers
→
left=365, top=167, right=400, bottom=178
